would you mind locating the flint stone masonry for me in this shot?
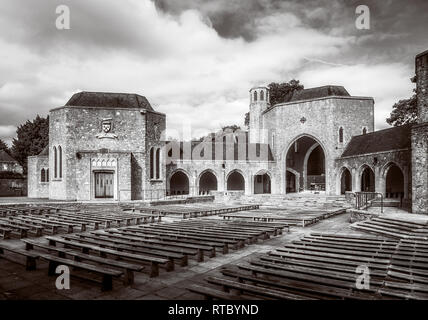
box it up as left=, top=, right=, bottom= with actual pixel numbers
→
left=27, top=155, right=49, bottom=198
left=412, top=50, right=428, bottom=214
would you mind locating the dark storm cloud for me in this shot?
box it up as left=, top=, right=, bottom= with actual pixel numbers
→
left=0, top=0, right=427, bottom=144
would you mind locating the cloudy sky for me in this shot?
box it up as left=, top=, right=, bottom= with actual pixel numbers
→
left=0, top=0, right=427, bottom=144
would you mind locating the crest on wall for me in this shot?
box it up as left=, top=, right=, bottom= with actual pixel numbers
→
left=96, top=118, right=118, bottom=139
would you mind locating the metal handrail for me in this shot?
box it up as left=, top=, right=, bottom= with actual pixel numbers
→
left=355, top=192, right=383, bottom=213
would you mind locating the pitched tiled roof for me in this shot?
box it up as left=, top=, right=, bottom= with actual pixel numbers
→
left=65, top=92, right=154, bottom=111
left=0, top=150, right=17, bottom=162
left=341, top=124, right=412, bottom=157
left=289, top=85, right=350, bottom=102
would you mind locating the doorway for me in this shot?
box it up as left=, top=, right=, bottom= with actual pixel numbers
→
left=95, top=171, right=114, bottom=198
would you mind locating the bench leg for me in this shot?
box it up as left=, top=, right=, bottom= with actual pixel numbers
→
left=222, top=244, right=229, bottom=255
left=36, top=229, right=43, bottom=237
left=180, top=255, right=188, bottom=267
left=123, top=269, right=134, bottom=286
left=94, top=223, right=99, bottom=230
left=196, top=249, right=204, bottom=262
left=81, top=224, right=86, bottom=232
left=26, top=257, right=37, bottom=271
left=101, top=275, right=113, bottom=291
left=20, top=230, right=28, bottom=239
left=165, top=259, right=175, bottom=272
left=48, top=261, right=59, bottom=276
left=150, top=262, right=159, bottom=278
left=52, top=226, right=58, bottom=235
left=67, top=226, right=73, bottom=233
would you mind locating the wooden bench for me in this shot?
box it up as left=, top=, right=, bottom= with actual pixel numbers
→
left=206, top=276, right=309, bottom=300
left=0, top=221, right=29, bottom=238
left=39, top=253, right=123, bottom=291
left=22, top=239, right=143, bottom=285
left=46, top=236, right=168, bottom=277
left=0, top=227, right=12, bottom=239
left=0, top=243, right=39, bottom=270
left=64, top=233, right=184, bottom=269
left=98, top=230, right=212, bottom=262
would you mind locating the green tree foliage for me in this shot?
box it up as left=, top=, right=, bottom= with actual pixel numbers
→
left=268, top=79, right=304, bottom=106
left=11, top=115, right=49, bottom=174
left=386, top=95, right=418, bottom=126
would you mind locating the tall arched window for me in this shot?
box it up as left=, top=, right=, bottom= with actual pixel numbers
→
left=58, top=145, right=62, bottom=178
left=149, top=147, right=154, bottom=179
left=41, top=168, right=46, bottom=182
left=339, top=127, right=344, bottom=143
left=362, top=127, right=367, bottom=135
left=253, top=91, right=257, bottom=102
left=53, top=146, right=57, bottom=178
left=46, top=168, right=49, bottom=182
left=260, top=90, right=264, bottom=101
left=156, top=148, right=160, bottom=179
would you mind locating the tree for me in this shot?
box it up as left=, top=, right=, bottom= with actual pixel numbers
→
left=0, top=139, right=9, bottom=153
left=221, top=125, right=241, bottom=132
left=386, top=95, right=418, bottom=126
left=11, top=115, right=49, bottom=174
left=244, top=112, right=250, bottom=128
left=268, top=79, right=304, bottom=106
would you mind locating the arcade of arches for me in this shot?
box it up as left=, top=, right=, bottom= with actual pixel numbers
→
left=199, top=171, right=218, bottom=195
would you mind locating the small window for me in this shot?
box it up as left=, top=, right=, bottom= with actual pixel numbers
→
left=260, top=90, right=264, bottom=101
left=53, top=146, right=57, bottom=178
left=150, top=147, right=154, bottom=179
left=41, top=168, right=46, bottom=182
left=362, top=127, right=367, bottom=135
left=155, top=148, right=160, bottom=179
left=253, top=91, right=257, bottom=102
left=339, top=127, right=344, bottom=143
left=58, top=145, right=62, bottom=178
left=46, top=169, right=49, bottom=182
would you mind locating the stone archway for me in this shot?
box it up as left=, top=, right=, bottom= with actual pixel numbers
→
left=254, top=171, right=271, bottom=194
left=360, top=165, right=375, bottom=192
left=198, top=170, right=218, bottom=195
left=226, top=170, right=245, bottom=191
left=340, top=167, right=352, bottom=194
left=284, top=135, right=326, bottom=193
left=169, top=170, right=190, bottom=195
left=382, top=162, right=405, bottom=199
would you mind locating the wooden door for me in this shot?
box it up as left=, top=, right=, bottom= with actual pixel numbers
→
left=95, top=172, right=114, bottom=198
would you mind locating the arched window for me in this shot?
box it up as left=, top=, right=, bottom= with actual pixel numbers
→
left=150, top=147, right=154, bottom=179
left=58, top=145, right=62, bottom=178
left=339, top=127, right=344, bottom=143
left=155, top=148, right=160, bottom=179
left=53, top=146, right=57, bottom=178
left=41, top=168, right=46, bottom=182
left=46, top=168, right=49, bottom=182
left=253, top=91, right=257, bottom=102
left=271, top=133, right=275, bottom=149
left=362, top=127, right=367, bottom=135
left=260, top=90, right=264, bottom=101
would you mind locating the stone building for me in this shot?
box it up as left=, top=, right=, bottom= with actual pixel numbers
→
left=27, top=50, right=428, bottom=213
left=28, top=92, right=165, bottom=201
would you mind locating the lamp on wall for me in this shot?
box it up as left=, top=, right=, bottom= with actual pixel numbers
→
left=373, top=157, right=378, bottom=165
left=76, top=152, right=82, bottom=160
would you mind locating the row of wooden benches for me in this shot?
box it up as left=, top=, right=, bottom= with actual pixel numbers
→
left=0, top=207, right=162, bottom=239
left=188, top=232, right=428, bottom=300
left=221, top=208, right=346, bottom=227
left=0, top=219, right=286, bottom=291
left=136, top=204, right=260, bottom=219
left=352, top=216, right=428, bottom=240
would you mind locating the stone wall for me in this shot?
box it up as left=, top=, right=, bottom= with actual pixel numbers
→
left=27, top=155, right=49, bottom=198
left=48, top=105, right=165, bottom=201
left=336, top=149, right=411, bottom=198
left=262, top=96, right=374, bottom=195
left=412, top=50, right=428, bottom=214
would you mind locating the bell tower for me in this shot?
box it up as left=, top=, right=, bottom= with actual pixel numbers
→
left=249, top=86, right=270, bottom=143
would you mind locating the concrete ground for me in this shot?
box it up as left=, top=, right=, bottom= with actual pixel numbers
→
left=0, top=206, right=424, bottom=300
